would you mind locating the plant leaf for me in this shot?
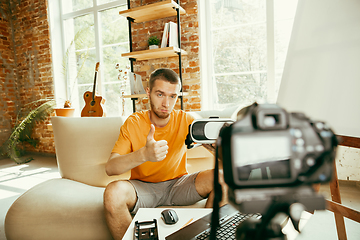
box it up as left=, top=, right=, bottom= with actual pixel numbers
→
left=0, top=99, right=56, bottom=164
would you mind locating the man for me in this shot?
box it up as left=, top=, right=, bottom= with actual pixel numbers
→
left=104, top=68, right=224, bottom=239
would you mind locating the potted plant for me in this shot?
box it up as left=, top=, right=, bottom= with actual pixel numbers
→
left=148, top=35, right=160, bottom=49
left=0, top=99, right=56, bottom=164
left=53, top=99, right=75, bottom=117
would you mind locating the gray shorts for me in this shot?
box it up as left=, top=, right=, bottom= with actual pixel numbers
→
left=128, top=172, right=205, bottom=214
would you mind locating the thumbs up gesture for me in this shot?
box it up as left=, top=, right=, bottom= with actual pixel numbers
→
left=145, top=124, right=168, bottom=162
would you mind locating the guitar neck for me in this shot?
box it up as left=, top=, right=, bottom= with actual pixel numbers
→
left=92, top=62, right=100, bottom=102
left=92, top=72, right=97, bottom=101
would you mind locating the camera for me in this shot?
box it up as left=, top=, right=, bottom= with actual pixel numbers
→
left=208, top=102, right=338, bottom=240
left=219, top=102, right=337, bottom=189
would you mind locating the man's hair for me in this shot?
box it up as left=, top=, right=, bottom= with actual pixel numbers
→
left=149, top=68, right=181, bottom=91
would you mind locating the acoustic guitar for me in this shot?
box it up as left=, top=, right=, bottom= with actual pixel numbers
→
left=81, top=62, right=104, bottom=117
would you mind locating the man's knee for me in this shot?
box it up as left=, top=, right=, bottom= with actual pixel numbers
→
left=104, top=180, right=137, bottom=212
left=196, top=169, right=228, bottom=195
left=195, top=170, right=215, bottom=197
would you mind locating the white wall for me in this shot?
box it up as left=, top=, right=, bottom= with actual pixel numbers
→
left=336, top=146, right=360, bottom=181
left=277, top=0, right=360, bottom=180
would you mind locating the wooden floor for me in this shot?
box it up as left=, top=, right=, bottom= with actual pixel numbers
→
left=0, top=155, right=359, bottom=240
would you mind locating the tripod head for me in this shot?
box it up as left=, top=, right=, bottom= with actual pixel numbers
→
left=232, top=185, right=324, bottom=240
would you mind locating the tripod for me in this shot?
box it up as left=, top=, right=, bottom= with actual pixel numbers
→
left=231, top=185, right=326, bottom=240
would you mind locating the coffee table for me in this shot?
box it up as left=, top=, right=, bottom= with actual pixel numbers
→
left=122, top=208, right=212, bottom=240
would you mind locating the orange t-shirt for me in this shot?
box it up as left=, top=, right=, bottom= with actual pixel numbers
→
left=112, top=110, right=195, bottom=183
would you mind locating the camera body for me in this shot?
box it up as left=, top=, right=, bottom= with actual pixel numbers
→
left=219, top=103, right=338, bottom=189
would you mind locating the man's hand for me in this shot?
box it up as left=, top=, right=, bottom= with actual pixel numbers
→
left=145, top=124, right=168, bottom=162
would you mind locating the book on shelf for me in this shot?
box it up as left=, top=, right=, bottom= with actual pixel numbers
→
left=130, top=72, right=146, bottom=95
left=161, top=22, right=169, bottom=48
left=161, top=21, right=178, bottom=48
left=169, top=21, right=178, bottom=48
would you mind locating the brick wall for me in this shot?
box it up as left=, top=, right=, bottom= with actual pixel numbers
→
left=0, top=0, right=55, bottom=156
left=130, top=0, right=201, bottom=112
left=0, top=1, right=18, bottom=148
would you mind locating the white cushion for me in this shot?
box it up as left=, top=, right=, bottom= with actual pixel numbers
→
left=51, top=116, right=129, bottom=187
left=5, top=178, right=112, bottom=240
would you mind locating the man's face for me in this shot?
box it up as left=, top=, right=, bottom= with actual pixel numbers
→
left=147, top=79, right=180, bottom=119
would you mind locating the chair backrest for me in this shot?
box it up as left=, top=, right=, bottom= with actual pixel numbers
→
left=51, top=116, right=129, bottom=187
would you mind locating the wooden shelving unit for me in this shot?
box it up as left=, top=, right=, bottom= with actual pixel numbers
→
left=120, top=0, right=187, bottom=112
left=119, top=0, right=185, bottom=23
left=121, top=46, right=187, bottom=61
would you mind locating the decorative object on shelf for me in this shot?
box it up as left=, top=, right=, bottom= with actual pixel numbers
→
left=169, top=22, right=178, bottom=48
left=116, top=64, right=130, bottom=116
left=161, top=22, right=178, bottom=48
left=130, top=72, right=146, bottom=95
left=148, top=35, right=160, bottom=49
left=0, top=99, right=56, bottom=164
left=161, top=22, right=170, bottom=48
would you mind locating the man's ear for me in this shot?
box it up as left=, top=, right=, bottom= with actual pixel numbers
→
left=146, top=87, right=150, bottom=98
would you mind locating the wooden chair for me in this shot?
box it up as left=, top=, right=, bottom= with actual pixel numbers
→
left=326, top=136, right=360, bottom=240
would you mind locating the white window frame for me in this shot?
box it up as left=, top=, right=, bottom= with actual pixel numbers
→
left=199, top=0, right=295, bottom=110
left=48, top=0, right=127, bottom=110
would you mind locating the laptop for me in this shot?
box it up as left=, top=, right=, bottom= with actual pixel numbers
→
left=165, top=204, right=260, bottom=240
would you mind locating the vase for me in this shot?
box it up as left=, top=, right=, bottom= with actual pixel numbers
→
left=54, top=108, right=75, bottom=117
left=149, top=45, right=159, bottom=50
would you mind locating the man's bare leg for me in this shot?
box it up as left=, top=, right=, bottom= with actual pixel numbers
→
left=104, top=180, right=137, bottom=240
left=195, top=169, right=228, bottom=208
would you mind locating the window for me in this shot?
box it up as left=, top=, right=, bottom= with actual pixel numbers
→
left=199, top=0, right=298, bottom=110
left=49, top=0, right=131, bottom=116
